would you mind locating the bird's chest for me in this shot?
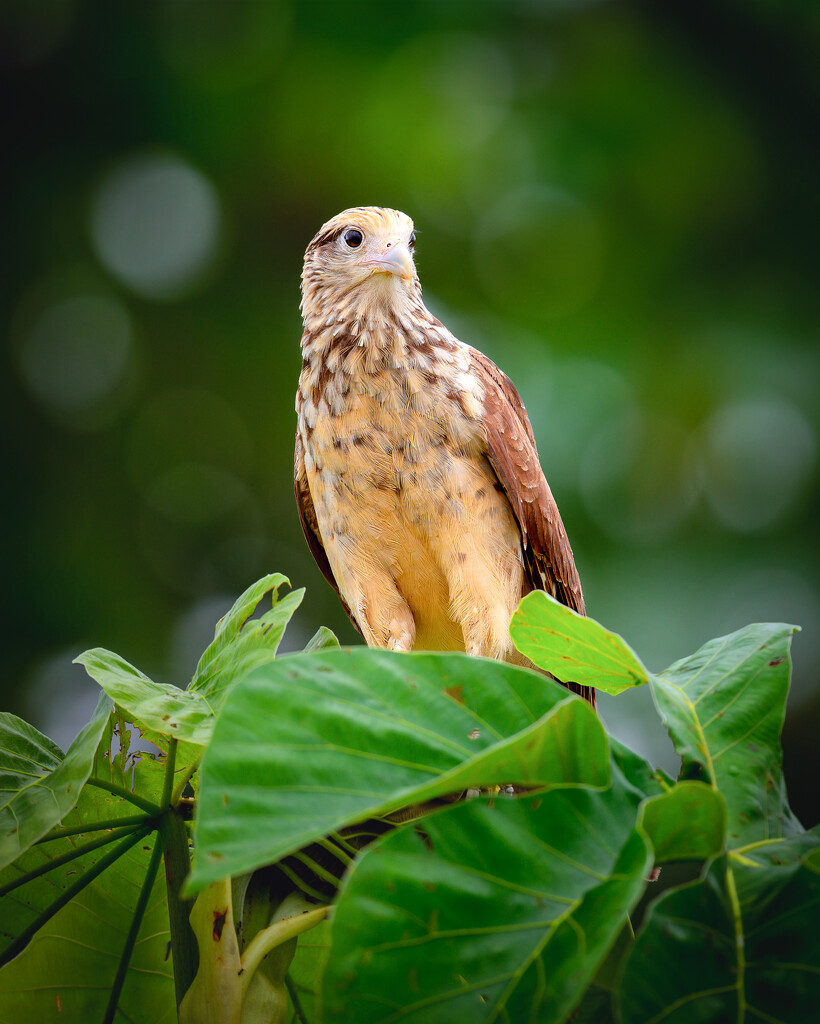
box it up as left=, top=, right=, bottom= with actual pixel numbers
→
left=299, top=356, right=485, bottom=516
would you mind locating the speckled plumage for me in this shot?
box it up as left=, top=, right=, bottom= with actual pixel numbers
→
left=295, top=207, right=594, bottom=705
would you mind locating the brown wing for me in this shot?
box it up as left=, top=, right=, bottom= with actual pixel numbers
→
left=468, top=349, right=595, bottom=707
left=294, top=430, right=363, bottom=636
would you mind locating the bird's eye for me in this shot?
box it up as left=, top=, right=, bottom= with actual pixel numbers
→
left=344, top=228, right=363, bottom=248
left=409, top=230, right=416, bottom=248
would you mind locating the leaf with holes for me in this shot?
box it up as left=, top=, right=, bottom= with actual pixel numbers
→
left=189, top=572, right=304, bottom=699
left=75, top=577, right=303, bottom=748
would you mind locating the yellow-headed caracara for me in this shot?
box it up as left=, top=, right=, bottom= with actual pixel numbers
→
left=295, top=207, right=594, bottom=706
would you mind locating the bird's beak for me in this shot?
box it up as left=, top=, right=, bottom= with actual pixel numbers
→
left=361, top=242, right=414, bottom=281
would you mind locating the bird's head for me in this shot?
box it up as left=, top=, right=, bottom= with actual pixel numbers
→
left=301, top=207, right=420, bottom=328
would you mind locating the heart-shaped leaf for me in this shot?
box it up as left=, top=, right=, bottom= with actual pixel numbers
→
left=187, top=649, right=609, bottom=893
left=322, top=777, right=651, bottom=1023
left=650, top=623, right=801, bottom=846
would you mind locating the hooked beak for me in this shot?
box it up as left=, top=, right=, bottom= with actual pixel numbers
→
left=360, top=241, right=414, bottom=281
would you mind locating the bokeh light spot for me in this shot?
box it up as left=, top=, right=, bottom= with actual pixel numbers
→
left=17, top=294, right=133, bottom=424
left=91, top=153, right=220, bottom=300
left=699, top=398, right=817, bottom=532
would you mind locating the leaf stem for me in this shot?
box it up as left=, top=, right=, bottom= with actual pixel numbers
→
left=171, top=756, right=200, bottom=806
left=87, top=776, right=161, bottom=815
left=276, top=861, right=327, bottom=903
left=35, top=814, right=153, bottom=842
left=102, top=830, right=164, bottom=1024
left=725, top=863, right=747, bottom=1024
left=161, top=738, right=178, bottom=809
left=160, top=809, right=198, bottom=1009
left=285, top=974, right=309, bottom=1024
left=239, top=906, right=330, bottom=1000
left=291, top=850, right=342, bottom=890
left=0, top=826, right=152, bottom=969
left=0, top=825, right=148, bottom=897
left=316, top=835, right=354, bottom=867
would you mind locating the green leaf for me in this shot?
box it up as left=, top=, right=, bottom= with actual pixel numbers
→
left=75, top=575, right=303, bottom=747
left=0, top=692, right=112, bottom=871
left=0, top=785, right=174, bottom=1021
left=650, top=622, right=802, bottom=847
left=288, top=916, right=331, bottom=1021
left=189, top=572, right=304, bottom=698
left=187, top=648, right=609, bottom=893
left=303, top=625, right=340, bottom=653
left=638, top=781, right=726, bottom=863
left=510, top=591, right=649, bottom=695
left=618, top=831, right=820, bottom=1024
left=75, top=648, right=216, bottom=746
left=609, top=736, right=670, bottom=801
left=321, top=780, right=651, bottom=1023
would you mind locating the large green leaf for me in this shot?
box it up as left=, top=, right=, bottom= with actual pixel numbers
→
left=0, top=783, right=175, bottom=1021
left=510, top=591, right=649, bottom=695
left=188, top=648, right=609, bottom=893
left=638, top=781, right=726, bottom=864
left=618, top=831, right=820, bottom=1024
left=650, top=623, right=801, bottom=847
left=0, top=693, right=112, bottom=871
left=321, top=777, right=651, bottom=1023
left=75, top=575, right=302, bottom=747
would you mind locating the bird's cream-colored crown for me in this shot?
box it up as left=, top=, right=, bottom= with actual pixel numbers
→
left=301, top=206, right=420, bottom=327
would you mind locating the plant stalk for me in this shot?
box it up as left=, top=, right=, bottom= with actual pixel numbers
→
left=102, top=830, right=164, bottom=1024
left=161, top=738, right=178, bottom=809
left=285, top=974, right=309, bottom=1024
left=239, top=906, right=330, bottom=1001
left=161, top=809, right=198, bottom=1009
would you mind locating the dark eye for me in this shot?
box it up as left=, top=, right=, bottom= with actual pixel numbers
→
left=409, top=231, right=416, bottom=248
left=344, top=228, right=363, bottom=248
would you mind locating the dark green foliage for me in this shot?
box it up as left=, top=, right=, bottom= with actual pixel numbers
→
left=0, top=576, right=816, bottom=1022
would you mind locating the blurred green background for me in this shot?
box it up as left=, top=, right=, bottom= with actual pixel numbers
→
left=2, top=1, right=818, bottom=822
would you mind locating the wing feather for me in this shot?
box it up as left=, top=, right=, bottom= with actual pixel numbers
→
left=468, top=349, right=594, bottom=706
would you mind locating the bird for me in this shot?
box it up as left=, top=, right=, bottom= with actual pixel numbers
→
left=294, top=206, right=594, bottom=707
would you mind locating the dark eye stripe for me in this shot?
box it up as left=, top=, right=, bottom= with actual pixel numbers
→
left=306, top=225, right=346, bottom=254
